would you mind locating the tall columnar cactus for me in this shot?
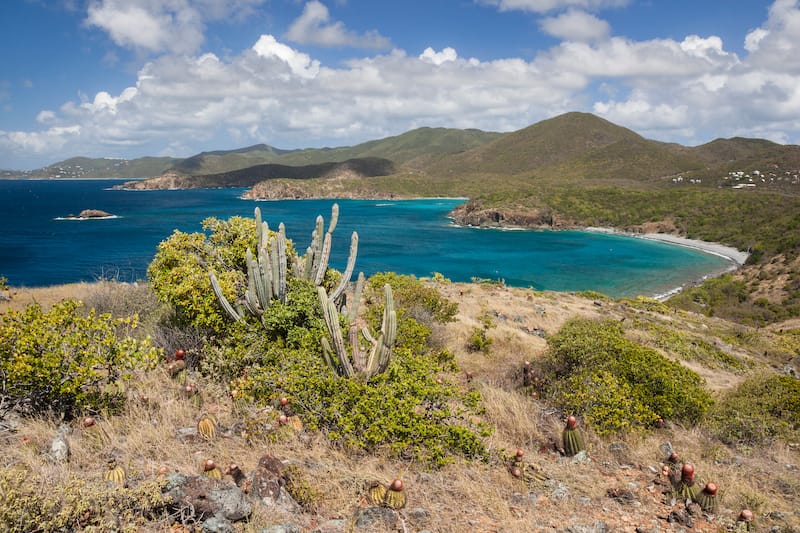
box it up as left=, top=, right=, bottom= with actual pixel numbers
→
left=296, top=203, right=337, bottom=284
left=211, top=204, right=358, bottom=321
left=562, top=415, right=585, bottom=456
left=318, top=280, right=397, bottom=379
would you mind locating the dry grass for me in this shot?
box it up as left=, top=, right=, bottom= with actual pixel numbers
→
left=2, top=281, right=799, bottom=532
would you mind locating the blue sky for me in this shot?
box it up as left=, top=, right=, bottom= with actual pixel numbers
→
left=1, top=0, right=798, bottom=170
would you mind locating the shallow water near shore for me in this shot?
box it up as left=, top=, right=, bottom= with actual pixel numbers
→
left=0, top=179, right=732, bottom=298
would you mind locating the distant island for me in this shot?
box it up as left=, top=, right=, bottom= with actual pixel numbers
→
left=58, top=209, right=117, bottom=220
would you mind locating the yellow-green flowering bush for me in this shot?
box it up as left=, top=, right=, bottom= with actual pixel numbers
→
left=147, top=216, right=256, bottom=334
left=0, top=300, right=160, bottom=417
left=706, top=373, right=800, bottom=446
left=0, top=466, right=168, bottom=532
left=538, top=318, right=712, bottom=434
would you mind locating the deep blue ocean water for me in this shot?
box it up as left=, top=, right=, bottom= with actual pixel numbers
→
left=0, top=179, right=732, bottom=298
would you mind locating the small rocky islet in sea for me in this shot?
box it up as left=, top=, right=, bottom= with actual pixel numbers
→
left=62, top=209, right=116, bottom=219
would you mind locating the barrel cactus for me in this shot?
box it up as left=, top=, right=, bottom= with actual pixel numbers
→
left=562, top=415, right=585, bottom=456
left=694, top=482, right=718, bottom=513
left=672, top=462, right=699, bottom=501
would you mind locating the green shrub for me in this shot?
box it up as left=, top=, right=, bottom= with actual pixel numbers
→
left=465, top=311, right=495, bottom=354
left=0, top=466, right=168, bottom=532
left=147, top=216, right=256, bottom=334
left=0, top=300, right=160, bottom=418
left=231, top=340, right=487, bottom=466
left=538, top=318, right=712, bottom=434
left=637, top=321, right=751, bottom=372
left=706, top=373, right=800, bottom=446
left=149, top=214, right=486, bottom=465
left=227, top=280, right=485, bottom=465
left=367, top=272, right=458, bottom=324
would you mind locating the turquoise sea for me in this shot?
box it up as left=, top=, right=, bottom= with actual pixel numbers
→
left=0, top=179, right=732, bottom=298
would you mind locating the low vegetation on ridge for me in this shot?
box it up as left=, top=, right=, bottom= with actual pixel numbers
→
left=2, top=112, right=800, bottom=531
left=1, top=201, right=799, bottom=531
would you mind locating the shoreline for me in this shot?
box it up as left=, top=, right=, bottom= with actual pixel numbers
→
left=584, top=226, right=749, bottom=266
left=584, top=227, right=749, bottom=301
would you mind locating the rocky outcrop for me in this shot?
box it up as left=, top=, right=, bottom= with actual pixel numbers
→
left=449, top=200, right=572, bottom=229
left=115, top=171, right=192, bottom=190
left=61, top=209, right=116, bottom=219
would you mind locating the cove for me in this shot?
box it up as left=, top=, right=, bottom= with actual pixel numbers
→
left=0, top=179, right=734, bottom=298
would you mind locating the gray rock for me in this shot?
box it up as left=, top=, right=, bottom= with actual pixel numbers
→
left=352, top=506, right=399, bottom=530
left=202, top=514, right=236, bottom=533
left=310, top=518, right=347, bottom=532
left=163, top=474, right=252, bottom=523
left=510, top=491, right=539, bottom=507
left=550, top=483, right=569, bottom=501
left=562, top=521, right=610, bottom=533
left=48, top=423, right=71, bottom=463
left=608, top=442, right=629, bottom=462
left=260, top=525, right=302, bottom=533
left=571, top=450, right=591, bottom=463
left=406, top=507, right=430, bottom=527
left=659, top=441, right=674, bottom=458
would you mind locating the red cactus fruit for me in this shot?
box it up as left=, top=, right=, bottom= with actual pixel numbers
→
left=515, top=448, right=524, bottom=460
left=390, top=479, right=403, bottom=491
left=279, top=397, right=289, bottom=407
left=278, top=414, right=288, bottom=425
left=566, top=415, right=578, bottom=429
left=511, top=467, right=522, bottom=478
left=668, top=452, right=680, bottom=464
left=703, top=482, right=717, bottom=495
left=681, top=463, right=695, bottom=481
left=175, top=349, right=186, bottom=360
left=203, top=459, right=216, bottom=472
left=739, top=509, right=754, bottom=522
left=82, top=416, right=96, bottom=428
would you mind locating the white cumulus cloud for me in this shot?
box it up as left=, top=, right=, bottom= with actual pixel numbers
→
left=5, top=1, right=800, bottom=169
left=286, top=1, right=391, bottom=49
left=252, top=35, right=321, bottom=79
left=86, top=0, right=267, bottom=55
left=419, top=47, right=458, bottom=65
left=539, top=9, right=610, bottom=42
left=477, top=0, right=629, bottom=14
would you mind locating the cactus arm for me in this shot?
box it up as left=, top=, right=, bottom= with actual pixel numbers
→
left=245, top=249, right=265, bottom=314
left=381, top=284, right=397, bottom=347
left=258, top=247, right=273, bottom=304
left=309, top=216, right=324, bottom=278
left=318, top=287, right=355, bottom=378
left=350, top=324, right=366, bottom=373
left=320, top=337, right=338, bottom=374
left=209, top=271, right=242, bottom=321
left=347, top=273, right=365, bottom=322
left=255, top=207, right=264, bottom=250
left=327, top=203, right=339, bottom=234
left=330, top=231, right=358, bottom=302
left=277, top=223, right=288, bottom=303
left=313, top=233, right=333, bottom=286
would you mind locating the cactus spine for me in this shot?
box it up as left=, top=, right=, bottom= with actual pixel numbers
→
left=318, top=280, right=397, bottom=379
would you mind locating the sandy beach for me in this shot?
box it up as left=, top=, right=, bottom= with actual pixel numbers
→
left=637, top=233, right=750, bottom=266
left=585, top=227, right=750, bottom=266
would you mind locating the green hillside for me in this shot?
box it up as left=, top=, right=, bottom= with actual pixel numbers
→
left=20, top=156, right=178, bottom=179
